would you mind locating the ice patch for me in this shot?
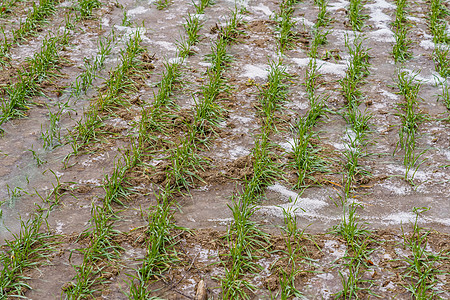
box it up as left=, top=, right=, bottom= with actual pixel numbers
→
left=240, top=64, right=269, bottom=79
left=292, top=58, right=348, bottom=77
left=252, top=3, right=272, bottom=16
left=294, top=17, right=315, bottom=28
left=317, top=273, right=335, bottom=280
left=152, top=40, right=177, bottom=51
left=127, top=6, right=149, bottom=16
left=207, top=217, right=233, bottom=225
left=101, top=17, right=110, bottom=27
left=81, top=153, right=106, bottom=167
left=366, top=0, right=395, bottom=43
left=384, top=211, right=417, bottom=224
left=403, top=69, right=444, bottom=85
left=260, top=184, right=329, bottom=218
left=198, top=61, right=212, bottom=67
left=267, top=184, right=300, bottom=201
left=367, top=0, right=395, bottom=10
left=229, top=146, right=250, bottom=159
left=370, top=28, right=395, bottom=43
left=324, top=240, right=347, bottom=259
left=58, top=1, right=73, bottom=8
left=380, top=89, right=399, bottom=101
left=114, top=26, right=147, bottom=41
left=80, top=178, right=101, bottom=186
left=279, top=138, right=295, bottom=152
left=329, top=0, right=349, bottom=11
left=380, top=180, right=409, bottom=195
left=386, top=164, right=448, bottom=182
left=55, top=221, right=64, bottom=234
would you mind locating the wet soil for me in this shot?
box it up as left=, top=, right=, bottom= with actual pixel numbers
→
left=0, top=0, right=449, bottom=299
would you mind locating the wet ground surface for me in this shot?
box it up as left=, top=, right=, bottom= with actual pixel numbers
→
left=0, top=0, right=449, bottom=299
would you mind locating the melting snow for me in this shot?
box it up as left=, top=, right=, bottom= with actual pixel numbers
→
left=152, top=40, right=177, bottom=51
left=259, top=184, right=329, bottom=218
left=252, top=3, right=272, bottom=16
left=127, top=6, right=149, bottom=16
left=292, top=58, right=348, bottom=77
left=240, top=64, right=269, bottom=79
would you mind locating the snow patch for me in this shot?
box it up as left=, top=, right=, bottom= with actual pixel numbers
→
left=384, top=211, right=417, bottom=224
left=152, top=40, right=177, bottom=51
left=252, top=3, right=272, bottom=16
left=127, top=6, right=149, bottom=16
left=292, top=58, right=348, bottom=77
left=240, top=64, right=269, bottom=79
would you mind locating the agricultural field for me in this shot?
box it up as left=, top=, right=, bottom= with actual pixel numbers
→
left=0, top=0, right=450, bottom=298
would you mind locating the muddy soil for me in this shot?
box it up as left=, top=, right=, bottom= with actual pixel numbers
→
left=0, top=0, right=449, bottom=299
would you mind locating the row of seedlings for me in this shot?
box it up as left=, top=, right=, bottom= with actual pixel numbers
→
left=334, top=33, right=375, bottom=298
left=163, top=7, right=241, bottom=191
left=63, top=31, right=150, bottom=298
left=77, top=0, right=102, bottom=19
left=128, top=3, right=244, bottom=298
left=40, top=28, right=117, bottom=152
left=394, top=70, right=425, bottom=182
left=290, top=0, right=331, bottom=190
left=67, top=30, right=148, bottom=154
left=221, top=59, right=288, bottom=299
left=399, top=207, right=448, bottom=298
left=118, top=0, right=213, bottom=295
left=273, top=0, right=301, bottom=52
left=137, top=0, right=212, bottom=141
left=392, top=0, right=412, bottom=62
left=0, top=29, right=70, bottom=129
left=0, top=0, right=105, bottom=131
left=221, top=2, right=298, bottom=296
left=0, top=0, right=60, bottom=64
left=71, top=30, right=117, bottom=97
left=0, top=1, right=107, bottom=298
left=0, top=211, right=54, bottom=298
left=347, top=0, right=367, bottom=31
left=429, top=0, right=450, bottom=78
left=391, top=0, right=426, bottom=180
left=428, top=0, right=450, bottom=113
left=0, top=3, right=106, bottom=293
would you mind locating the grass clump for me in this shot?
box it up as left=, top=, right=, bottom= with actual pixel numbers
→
left=193, top=0, right=214, bottom=14
left=429, top=0, right=449, bottom=44
left=0, top=211, right=54, bottom=298
left=257, top=59, right=290, bottom=130
left=348, top=0, right=367, bottom=31
left=155, top=0, right=170, bottom=10
left=399, top=207, right=448, bottom=299
left=394, top=70, right=426, bottom=182
left=0, top=0, right=59, bottom=63
left=392, top=0, right=412, bottom=62
left=0, top=32, right=68, bottom=128
left=273, top=0, right=301, bottom=52
left=72, top=31, right=116, bottom=96
left=77, top=0, right=101, bottom=18
left=127, top=187, right=186, bottom=298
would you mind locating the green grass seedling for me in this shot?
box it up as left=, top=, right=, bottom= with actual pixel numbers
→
left=156, top=0, right=170, bottom=10
left=0, top=211, right=54, bottom=298
left=193, top=0, right=213, bottom=14
left=184, top=13, right=203, bottom=46
left=429, top=0, right=449, bottom=43
left=433, top=45, right=450, bottom=78
left=400, top=207, right=448, bottom=299
left=395, top=71, right=426, bottom=182
left=348, top=0, right=367, bottom=31
left=128, top=186, right=185, bottom=297
left=78, top=0, right=101, bottom=18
